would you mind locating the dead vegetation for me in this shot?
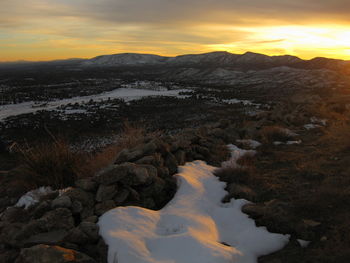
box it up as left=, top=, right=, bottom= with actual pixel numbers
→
left=260, top=125, right=296, bottom=143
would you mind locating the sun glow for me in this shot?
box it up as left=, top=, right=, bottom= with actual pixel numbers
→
left=207, top=25, right=350, bottom=60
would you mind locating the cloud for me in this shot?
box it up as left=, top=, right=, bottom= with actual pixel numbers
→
left=1, top=0, right=350, bottom=60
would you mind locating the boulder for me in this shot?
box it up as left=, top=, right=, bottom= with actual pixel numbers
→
left=95, top=185, right=118, bottom=202
left=95, top=164, right=128, bottom=185
left=23, top=230, right=68, bottom=246
left=174, top=150, right=186, bottom=165
left=41, top=208, right=75, bottom=231
left=227, top=183, right=257, bottom=201
left=113, top=188, right=129, bottom=205
left=94, top=200, right=116, bottom=216
left=15, top=244, right=96, bottom=263
left=75, top=179, right=97, bottom=192
left=165, top=153, right=178, bottom=175
left=51, top=196, right=72, bottom=209
left=119, top=163, right=153, bottom=186
left=0, top=207, right=29, bottom=223
left=79, top=222, right=99, bottom=242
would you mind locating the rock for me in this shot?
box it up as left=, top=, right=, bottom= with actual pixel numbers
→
left=71, top=200, right=83, bottom=214
left=114, top=148, right=144, bottom=164
left=0, top=249, right=19, bottom=263
left=140, top=177, right=166, bottom=198
left=94, top=200, right=116, bottom=216
left=165, top=153, right=178, bottom=175
left=174, top=150, right=186, bottom=165
left=192, top=145, right=210, bottom=158
left=241, top=203, right=265, bottom=218
left=62, top=188, right=94, bottom=207
left=157, top=166, right=170, bottom=178
left=83, top=216, right=98, bottom=223
left=113, top=188, right=129, bottom=205
left=302, top=219, right=321, bottom=228
left=97, top=238, right=108, bottom=263
left=65, top=227, right=89, bottom=245
left=32, top=201, right=52, bottom=219
left=51, top=196, right=72, bottom=209
left=135, top=155, right=155, bottom=165
left=141, top=198, right=156, bottom=209
left=41, top=208, right=75, bottom=231
left=0, top=207, right=29, bottom=223
left=95, top=164, right=128, bottom=185
left=227, top=183, right=257, bottom=201
left=119, top=163, right=152, bottom=186
left=75, top=179, right=97, bottom=192
left=138, top=164, right=158, bottom=180
left=62, top=188, right=94, bottom=219
left=23, top=230, right=68, bottom=246
left=79, top=222, right=99, bottom=242
left=15, top=244, right=96, bottom=263
left=95, top=184, right=118, bottom=202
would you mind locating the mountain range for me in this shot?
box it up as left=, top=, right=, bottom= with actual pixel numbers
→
left=1, top=51, right=350, bottom=73
left=82, top=51, right=350, bottom=72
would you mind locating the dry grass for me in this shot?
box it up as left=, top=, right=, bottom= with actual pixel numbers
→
left=214, top=153, right=257, bottom=185
left=82, top=121, right=150, bottom=177
left=17, top=138, right=85, bottom=189
left=260, top=125, right=296, bottom=143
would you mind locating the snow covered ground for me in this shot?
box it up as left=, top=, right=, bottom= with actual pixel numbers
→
left=0, top=88, right=188, bottom=121
left=98, top=145, right=289, bottom=263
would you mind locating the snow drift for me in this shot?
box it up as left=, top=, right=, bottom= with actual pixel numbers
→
left=98, top=154, right=289, bottom=263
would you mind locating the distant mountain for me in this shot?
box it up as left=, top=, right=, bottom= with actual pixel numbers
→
left=83, top=53, right=169, bottom=66
left=81, top=51, right=350, bottom=72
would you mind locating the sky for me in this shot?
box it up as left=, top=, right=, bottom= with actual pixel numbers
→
left=1, top=0, right=350, bottom=61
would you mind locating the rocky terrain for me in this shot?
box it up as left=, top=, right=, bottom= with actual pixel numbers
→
left=0, top=51, right=350, bottom=262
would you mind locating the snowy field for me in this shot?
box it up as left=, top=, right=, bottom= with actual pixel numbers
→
left=98, top=145, right=290, bottom=263
left=0, top=88, right=188, bottom=121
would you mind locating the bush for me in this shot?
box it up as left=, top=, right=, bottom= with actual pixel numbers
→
left=260, top=125, right=296, bottom=143
left=18, top=139, right=85, bottom=189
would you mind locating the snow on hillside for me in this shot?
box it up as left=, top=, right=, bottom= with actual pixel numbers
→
left=98, top=145, right=289, bottom=263
left=0, top=88, right=188, bottom=121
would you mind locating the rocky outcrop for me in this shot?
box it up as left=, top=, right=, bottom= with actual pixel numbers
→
left=0, top=123, right=235, bottom=262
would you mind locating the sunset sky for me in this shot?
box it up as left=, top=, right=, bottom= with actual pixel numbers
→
left=1, top=0, right=350, bottom=61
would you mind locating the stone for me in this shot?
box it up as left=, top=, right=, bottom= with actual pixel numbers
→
left=157, top=166, right=170, bottom=178
left=65, top=227, right=89, bottom=245
left=95, top=184, right=118, bottom=202
left=32, top=201, right=52, bottom=219
left=174, top=150, right=186, bottom=165
left=51, top=196, right=72, bottom=209
left=95, top=164, right=128, bottom=185
left=94, top=200, right=116, bottom=216
left=71, top=200, right=83, bottom=214
left=119, top=163, right=152, bottom=186
left=115, top=148, right=144, bottom=164
left=0, top=207, right=29, bottom=223
left=75, top=179, right=97, bottom=192
left=62, top=188, right=94, bottom=207
left=79, top=222, right=99, bottom=242
left=227, top=183, right=257, bottom=201
left=23, top=230, right=68, bottom=246
left=41, top=208, right=75, bottom=231
left=165, top=153, right=178, bottom=175
left=83, top=216, right=98, bottom=223
left=0, top=249, right=19, bottom=263
left=135, top=155, right=155, bottom=165
left=15, top=244, right=96, bottom=263
left=113, top=188, right=129, bottom=205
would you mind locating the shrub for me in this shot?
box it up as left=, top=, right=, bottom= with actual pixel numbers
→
left=260, top=125, right=296, bottom=143
left=17, top=139, right=85, bottom=189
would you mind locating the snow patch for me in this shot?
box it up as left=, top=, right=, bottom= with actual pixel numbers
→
left=222, top=144, right=256, bottom=169
left=304, top=124, right=322, bottom=130
left=297, top=239, right=311, bottom=248
left=236, top=139, right=262, bottom=149
left=98, top=145, right=289, bottom=263
left=0, top=88, right=188, bottom=121
left=15, top=186, right=55, bottom=209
